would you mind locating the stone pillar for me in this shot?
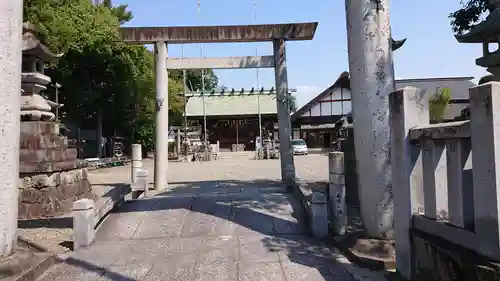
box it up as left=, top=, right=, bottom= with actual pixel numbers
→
left=345, top=0, right=395, bottom=238
left=389, top=87, right=428, bottom=279
left=135, top=169, right=149, bottom=197
left=131, top=144, right=142, bottom=183
left=154, top=41, right=168, bottom=191
left=311, top=192, right=328, bottom=238
left=329, top=152, right=347, bottom=235
left=73, top=199, right=96, bottom=250
left=273, top=39, right=295, bottom=182
left=0, top=0, right=23, bottom=257
left=470, top=82, right=500, bottom=259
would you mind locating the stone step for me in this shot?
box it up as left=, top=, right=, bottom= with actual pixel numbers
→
left=20, top=148, right=77, bottom=164
left=20, top=133, right=68, bottom=150
left=0, top=242, right=58, bottom=281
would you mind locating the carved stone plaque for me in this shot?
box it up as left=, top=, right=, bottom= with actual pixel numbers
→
left=155, top=98, right=164, bottom=112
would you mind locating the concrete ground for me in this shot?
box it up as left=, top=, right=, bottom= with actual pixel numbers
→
left=36, top=153, right=386, bottom=281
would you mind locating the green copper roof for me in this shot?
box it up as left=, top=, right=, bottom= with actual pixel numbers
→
left=186, top=93, right=277, bottom=117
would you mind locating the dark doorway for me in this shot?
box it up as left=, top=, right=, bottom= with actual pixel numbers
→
left=323, top=132, right=331, bottom=148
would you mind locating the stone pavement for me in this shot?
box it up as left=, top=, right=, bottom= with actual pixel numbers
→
left=35, top=154, right=386, bottom=281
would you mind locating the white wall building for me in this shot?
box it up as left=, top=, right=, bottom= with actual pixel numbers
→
left=291, top=73, right=476, bottom=148
left=395, top=76, right=475, bottom=120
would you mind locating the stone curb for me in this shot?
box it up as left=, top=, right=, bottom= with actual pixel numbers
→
left=13, top=254, right=58, bottom=281
left=18, top=237, right=52, bottom=253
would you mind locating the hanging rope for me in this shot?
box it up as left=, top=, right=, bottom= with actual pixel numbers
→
left=253, top=0, right=259, bottom=88
left=197, top=0, right=208, bottom=149
left=197, top=0, right=203, bottom=94
left=253, top=0, right=263, bottom=157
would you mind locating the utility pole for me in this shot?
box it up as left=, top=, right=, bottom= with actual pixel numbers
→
left=183, top=69, right=188, bottom=160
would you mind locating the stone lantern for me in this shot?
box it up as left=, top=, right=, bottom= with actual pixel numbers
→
left=18, top=23, right=93, bottom=220
left=455, top=0, right=500, bottom=80
left=21, top=23, right=63, bottom=121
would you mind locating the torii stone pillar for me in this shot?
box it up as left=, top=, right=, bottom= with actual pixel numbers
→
left=0, top=0, right=23, bottom=257
left=154, top=41, right=169, bottom=191
left=273, top=39, right=295, bottom=181
left=345, top=0, right=395, bottom=238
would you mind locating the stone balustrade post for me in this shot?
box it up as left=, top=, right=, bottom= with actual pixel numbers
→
left=311, top=192, right=328, bottom=238
left=73, top=198, right=96, bottom=250
left=389, top=87, right=428, bottom=280
left=135, top=169, right=149, bottom=197
left=470, top=82, right=500, bottom=258
left=329, top=152, right=346, bottom=235
left=216, top=140, right=220, bottom=160
left=131, top=144, right=142, bottom=184
left=284, top=165, right=296, bottom=189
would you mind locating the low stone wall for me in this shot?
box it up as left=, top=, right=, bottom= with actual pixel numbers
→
left=412, top=229, right=500, bottom=280
left=18, top=168, right=94, bottom=219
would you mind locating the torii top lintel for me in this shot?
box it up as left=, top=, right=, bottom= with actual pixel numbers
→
left=120, top=22, right=318, bottom=44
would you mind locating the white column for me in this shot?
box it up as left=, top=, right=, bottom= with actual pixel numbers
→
left=345, top=0, right=395, bottom=238
left=154, top=41, right=168, bottom=191
left=273, top=39, right=295, bottom=182
left=131, top=144, right=142, bottom=183
left=0, top=0, right=23, bottom=257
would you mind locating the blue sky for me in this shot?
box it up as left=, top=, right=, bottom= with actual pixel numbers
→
left=114, top=0, right=487, bottom=107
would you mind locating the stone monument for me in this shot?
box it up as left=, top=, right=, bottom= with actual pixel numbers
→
left=455, top=0, right=500, bottom=80
left=18, top=23, right=94, bottom=219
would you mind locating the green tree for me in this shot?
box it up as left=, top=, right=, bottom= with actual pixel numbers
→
left=169, top=69, right=219, bottom=92
left=101, top=0, right=133, bottom=24
left=449, top=0, right=490, bottom=34
left=23, top=0, right=192, bottom=153
left=429, top=88, right=452, bottom=123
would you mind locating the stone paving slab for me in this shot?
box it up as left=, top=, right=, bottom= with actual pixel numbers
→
left=37, top=190, right=360, bottom=281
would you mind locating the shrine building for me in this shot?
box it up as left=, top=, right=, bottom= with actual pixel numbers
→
left=185, top=88, right=295, bottom=151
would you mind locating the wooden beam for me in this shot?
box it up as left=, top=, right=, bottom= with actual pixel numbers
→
left=167, top=56, right=275, bottom=69
left=120, top=22, right=318, bottom=44
left=319, top=99, right=352, bottom=103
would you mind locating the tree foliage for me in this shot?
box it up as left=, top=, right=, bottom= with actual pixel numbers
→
left=169, top=69, right=219, bottom=92
left=23, top=0, right=218, bottom=153
left=450, top=0, right=490, bottom=34
left=429, top=88, right=452, bottom=123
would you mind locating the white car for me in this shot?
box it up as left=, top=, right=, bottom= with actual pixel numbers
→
left=291, top=139, right=308, bottom=155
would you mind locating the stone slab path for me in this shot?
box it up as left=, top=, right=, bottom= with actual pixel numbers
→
left=35, top=154, right=386, bottom=281
left=36, top=191, right=360, bottom=280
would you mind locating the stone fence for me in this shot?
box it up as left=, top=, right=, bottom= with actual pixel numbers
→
left=287, top=155, right=347, bottom=240
left=390, top=83, right=500, bottom=280
left=72, top=184, right=130, bottom=250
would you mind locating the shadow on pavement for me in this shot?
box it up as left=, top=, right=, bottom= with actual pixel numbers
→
left=106, top=179, right=354, bottom=280
left=50, top=179, right=356, bottom=280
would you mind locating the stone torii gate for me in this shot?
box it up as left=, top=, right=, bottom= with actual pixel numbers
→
left=120, top=23, right=318, bottom=191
